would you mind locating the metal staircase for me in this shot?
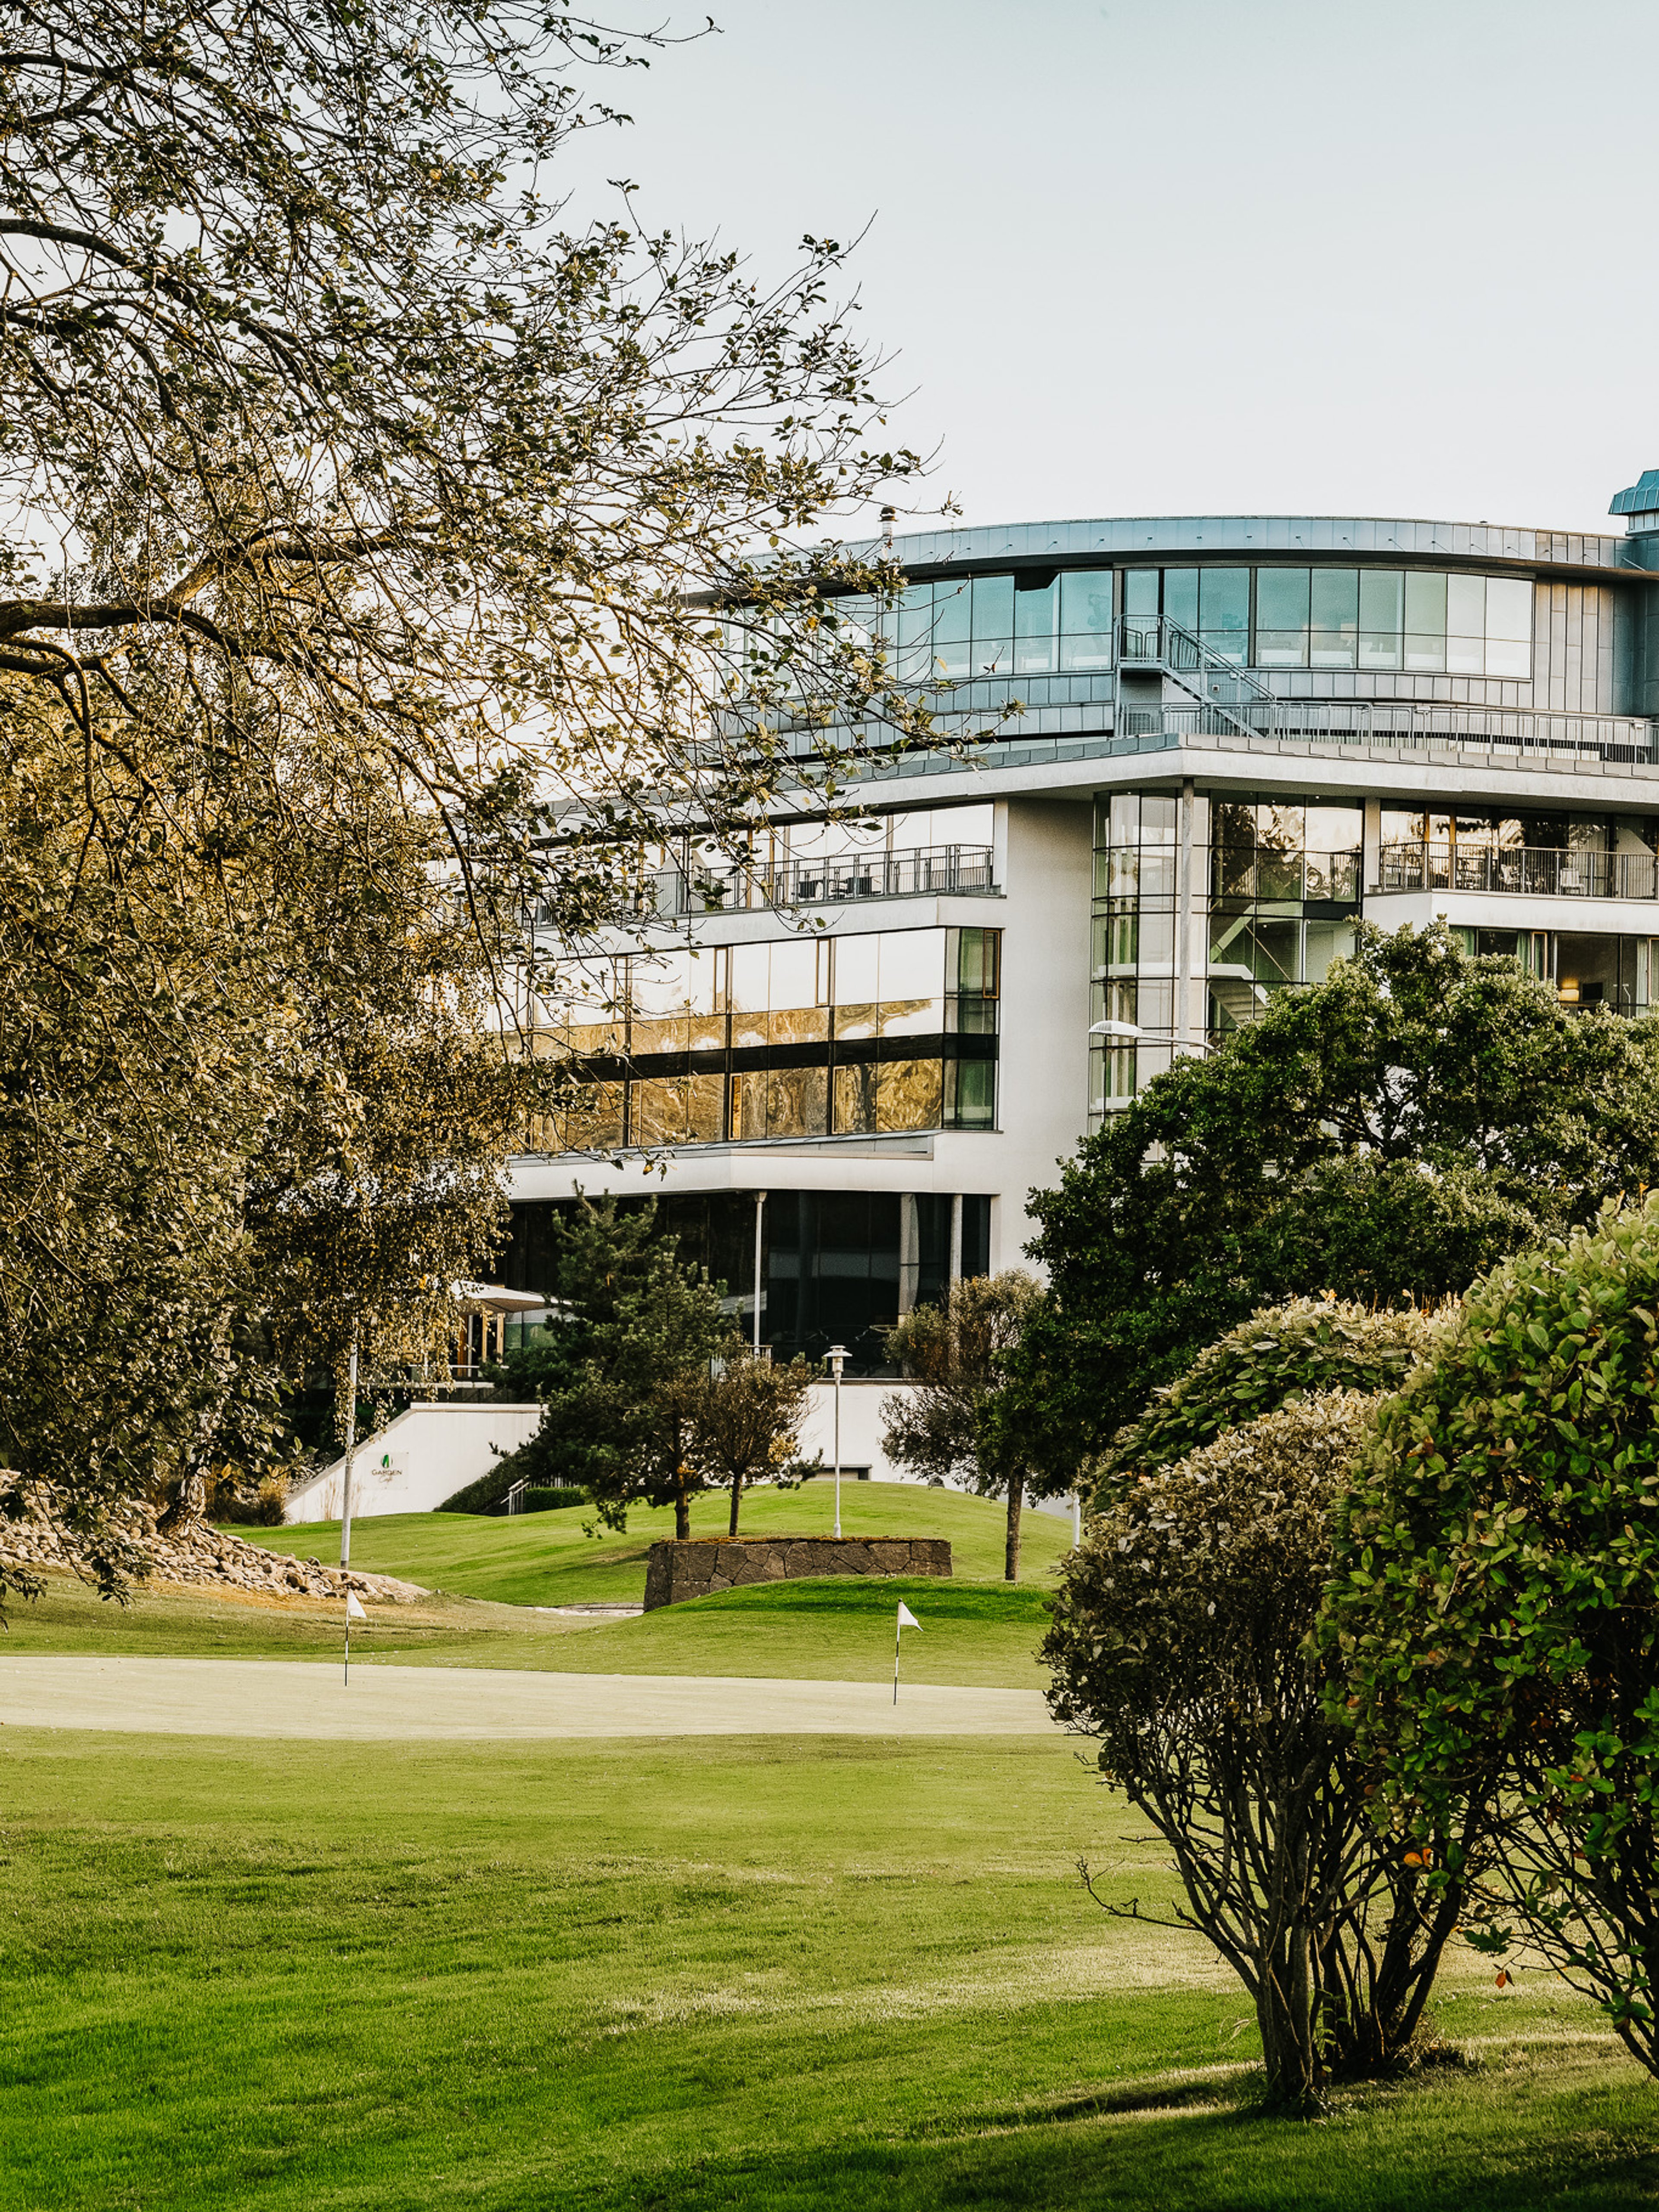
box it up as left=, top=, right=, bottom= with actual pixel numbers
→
left=1116, top=616, right=1281, bottom=741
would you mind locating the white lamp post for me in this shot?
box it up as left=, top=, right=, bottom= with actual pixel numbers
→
left=827, top=1342, right=847, bottom=1537
left=1090, top=1017, right=1214, bottom=1058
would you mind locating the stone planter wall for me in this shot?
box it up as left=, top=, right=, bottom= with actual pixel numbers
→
left=642, top=1535, right=952, bottom=1611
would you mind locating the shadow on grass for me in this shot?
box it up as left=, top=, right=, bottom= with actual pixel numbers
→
left=602, top=2058, right=1659, bottom=2212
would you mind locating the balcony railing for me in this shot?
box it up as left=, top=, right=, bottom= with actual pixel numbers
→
left=661, top=843, right=997, bottom=914
left=1380, top=843, right=1659, bottom=901
left=1116, top=699, right=1656, bottom=764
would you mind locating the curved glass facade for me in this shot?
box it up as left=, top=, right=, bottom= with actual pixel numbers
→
left=833, top=565, right=1538, bottom=682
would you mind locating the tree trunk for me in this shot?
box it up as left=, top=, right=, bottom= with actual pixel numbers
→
left=728, top=1475, right=743, bottom=1536
left=675, top=1475, right=691, bottom=1540
left=1255, top=1929, right=1322, bottom=2111
left=1004, top=1472, right=1023, bottom=1582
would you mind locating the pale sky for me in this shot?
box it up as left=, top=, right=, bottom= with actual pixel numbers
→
left=556, top=0, right=1659, bottom=540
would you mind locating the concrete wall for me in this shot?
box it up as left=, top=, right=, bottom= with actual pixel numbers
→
left=284, top=1402, right=543, bottom=1523
left=283, top=1384, right=1079, bottom=1529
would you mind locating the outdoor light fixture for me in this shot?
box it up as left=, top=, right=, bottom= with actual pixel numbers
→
left=827, top=1343, right=847, bottom=1538
left=1089, top=1017, right=1213, bottom=1057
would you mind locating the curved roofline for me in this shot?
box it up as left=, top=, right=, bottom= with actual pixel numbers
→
left=854, top=512, right=1631, bottom=578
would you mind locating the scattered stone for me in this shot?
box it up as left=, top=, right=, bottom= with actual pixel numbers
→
left=0, top=1487, right=428, bottom=1606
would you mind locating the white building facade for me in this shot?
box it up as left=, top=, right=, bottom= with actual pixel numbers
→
left=502, top=481, right=1659, bottom=1378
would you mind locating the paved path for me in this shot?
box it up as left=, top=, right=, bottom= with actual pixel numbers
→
left=0, top=1656, right=1057, bottom=1740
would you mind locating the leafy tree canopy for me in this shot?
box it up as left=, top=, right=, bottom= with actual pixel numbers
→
left=1098, top=1295, right=1436, bottom=1493
left=883, top=1271, right=1046, bottom=1580
left=1322, top=1195, right=1659, bottom=2077
left=1015, top=925, right=1659, bottom=1482
left=0, top=6, right=932, bottom=1593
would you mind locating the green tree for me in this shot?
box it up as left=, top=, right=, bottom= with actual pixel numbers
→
left=1045, top=1386, right=1471, bottom=2110
left=689, top=1352, right=817, bottom=1536
left=0, top=4, right=936, bottom=1591
left=1014, top=925, right=1659, bottom=1486
left=501, top=1243, right=735, bottom=1537
left=882, top=1271, right=1046, bottom=1581
left=1098, top=1295, right=1437, bottom=1494
left=1323, top=1196, right=1659, bottom=2079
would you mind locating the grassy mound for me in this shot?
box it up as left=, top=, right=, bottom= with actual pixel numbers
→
left=240, top=1480, right=1075, bottom=1608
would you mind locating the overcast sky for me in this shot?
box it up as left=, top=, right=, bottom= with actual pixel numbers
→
left=557, top=0, right=1658, bottom=540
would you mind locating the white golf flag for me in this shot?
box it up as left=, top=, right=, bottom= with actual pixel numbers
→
left=346, top=1590, right=368, bottom=1621
left=896, top=1601, right=922, bottom=1630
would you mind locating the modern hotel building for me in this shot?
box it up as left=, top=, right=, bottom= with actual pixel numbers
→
left=502, top=472, right=1659, bottom=1376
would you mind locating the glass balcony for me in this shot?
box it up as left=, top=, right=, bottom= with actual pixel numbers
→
left=1380, top=844, right=1659, bottom=901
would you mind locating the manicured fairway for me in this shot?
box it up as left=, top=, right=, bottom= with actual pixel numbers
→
left=0, top=1729, right=1651, bottom=2212
left=240, top=1478, right=1075, bottom=1605
left=3, top=1572, right=1051, bottom=1687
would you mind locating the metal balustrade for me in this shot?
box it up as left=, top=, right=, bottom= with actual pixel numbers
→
left=659, top=842, right=997, bottom=914
left=1380, top=843, right=1659, bottom=901
left=1117, top=699, right=1655, bottom=765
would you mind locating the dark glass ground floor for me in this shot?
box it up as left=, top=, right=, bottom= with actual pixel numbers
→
left=497, top=1189, right=992, bottom=1375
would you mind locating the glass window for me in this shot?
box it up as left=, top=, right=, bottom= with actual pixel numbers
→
left=766, top=1065, right=828, bottom=1139
left=769, top=1003, right=830, bottom=1046
left=1109, top=791, right=1138, bottom=846
left=631, top=1077, right=690, bottom=1147
left=1446, top=573, right=1485, bottom=674
left=1014, top=574, right=1058, bottom=675
left=970, top=574, right=1013, bottom=671
left=1058, top=570, right=1115, bottom=671
left=833, top=1062, right=877, bottom=1135
left=945, top=1058, right=996, bottom=1130
left=1304, top=802, right=1363, bottom=856
left=876, top=1058, right=943, bottom=1133
left=552, top=1080, right=625, bottom=1152
left=1140, top=793, right=1178, bottom=845
left=953, top=926, right=1000, bottom=996
left=831, top=934, right=879, bottom=1005
left=894, top=584, right=935, bottom=683
left=931, top=580, right=971, bottom=677
left=875, top=927, right=945, bottom=1005
left=1163, top=568, right=1199, bottom=632
left=1309, top=569, right=1359, bottom=669
left=1404, top=571, right=1447, bottom=671
left=1122, top=569, right=1160, bottom=620
left=768, top=938, right=823, bottom=1011
left=1255, top=567, right=1309, bottom=667
left=727, top=941, right=770, bottom=1013
left=1358, top=570, right=1404, bottom=670
left=1484, top=575, right=1532, bottom=677
left=1199, top=569, right=1250, bottom=664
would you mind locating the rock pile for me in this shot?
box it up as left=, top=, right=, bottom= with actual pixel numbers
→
left=0, top=1493, right=428, bottom=1605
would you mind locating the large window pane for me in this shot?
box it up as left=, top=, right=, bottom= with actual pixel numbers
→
left=894, top=584, right=934, bottom=683
left=1163, top=568, right=1199, bottom=631
left=768, top=937, right=822, bottom=1010
left=1199, top=568, right=1250, bottom=665
left=833, top=1062, right=877, bottom=1135
left=970, top=574, right=1013, bottom=671
left=945, top=1058, right=996, bottom=1130
left=1485, top=575, right=1533, bottom=677
left=1255, top=567, right=1309, bottom=667
left=1358, top=570, right=1404, bottom=669
left=767, top=1065, right=828, bottom=1138
left=876, top=1057, right=943, bottom=1132
left=1122, top=569, right=1160, bottom=619
left=1446, top=572, right=1485, bottom=674
left=769, top=1003, right=829, bottom=1045
left=548, top=1079, right=624, bottom=1152
left=1404, top=571, right=1447, bottom=671
left=1014, top=574, right=1058, bottom=674
left=953, top=925, right=1000, bottom=995
left=1058, top=569, right=1114, bottom=671
left=832, top=934, right=879, bottom=1004
left=931, top=580, right=971, bottom=677
left=1309, top=569, right=1359, bottom=668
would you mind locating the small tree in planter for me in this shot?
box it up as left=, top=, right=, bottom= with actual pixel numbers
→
left=1324, top=1196, right=1659, bottom=2079
left=690, top=1351, right=817, bottom=1535
left=1045, top=1346, right=1474, bottom=2108
left=882, top=1271, right=1045, bottom=1580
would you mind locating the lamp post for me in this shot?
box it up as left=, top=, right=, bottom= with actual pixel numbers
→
left=827, top=1342, right=847, bottom=1538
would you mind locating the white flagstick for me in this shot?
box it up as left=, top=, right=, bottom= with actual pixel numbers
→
left=893, top=1599, right=922, bottom=1706
left=344, top=1588, right=367, bottom=1685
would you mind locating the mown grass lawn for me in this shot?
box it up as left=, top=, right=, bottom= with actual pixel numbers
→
left=2, top=1570, right=1050, bottom=1687
left=236, top=1478, right=1076, bottom=1606
left=0, top=1728, right=1653, bottom=2212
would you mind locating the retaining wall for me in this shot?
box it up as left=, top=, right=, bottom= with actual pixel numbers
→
left=642, top=1534, right=952, bottom=1610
